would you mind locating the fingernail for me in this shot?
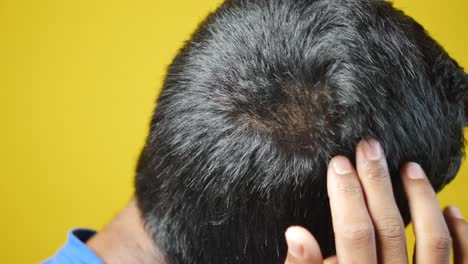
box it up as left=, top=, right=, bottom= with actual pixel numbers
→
left=362, top=139, right=382, bottom=160
left=285, top=228, right=304, bottom=259
left=404, top=162, right=425, bottom=180
left=332, top=156, right=353, bottom=175
left=448, top=206, right=463, bottom=219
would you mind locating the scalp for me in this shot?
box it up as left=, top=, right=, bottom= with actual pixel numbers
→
left=136, top=0, right=467, bottom=263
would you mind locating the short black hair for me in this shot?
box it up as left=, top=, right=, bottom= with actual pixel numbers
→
left=135, top=0, right=467, bottom=263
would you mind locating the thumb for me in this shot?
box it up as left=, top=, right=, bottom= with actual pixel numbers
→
left=284, top=226, right=323, bottom=264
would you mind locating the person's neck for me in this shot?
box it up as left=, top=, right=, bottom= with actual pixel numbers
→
left=86, top=199, right=165, bottom=264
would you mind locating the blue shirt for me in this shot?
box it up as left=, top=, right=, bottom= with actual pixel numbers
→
left=43, top=229, right=104, bottom=264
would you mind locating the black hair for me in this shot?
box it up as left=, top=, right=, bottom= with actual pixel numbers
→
left=135, top=0, right=467, bottom=263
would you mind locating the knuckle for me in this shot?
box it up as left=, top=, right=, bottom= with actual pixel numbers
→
left=364, top=161, right=389, bottom=183
left=336, top=182, right=362, bottom=196
left=424, top=234, right=452, bottom=252
left=342, top=223, right=374, bottom=245
left=376, top=217, right=405, bottom=241
left=409, top=187, right=435, bottom=202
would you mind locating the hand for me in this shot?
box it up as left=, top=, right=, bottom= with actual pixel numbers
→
left=284, top=139, right=468, bottom=264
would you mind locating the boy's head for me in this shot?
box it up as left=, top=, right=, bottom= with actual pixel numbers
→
left=135, top=0, right=467, bottom=263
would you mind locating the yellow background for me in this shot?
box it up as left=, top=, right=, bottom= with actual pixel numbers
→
left=1, top=0, right=467, bottom=263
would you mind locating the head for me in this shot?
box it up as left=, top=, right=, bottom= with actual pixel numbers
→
left=135, top=0, right=467, bottom=263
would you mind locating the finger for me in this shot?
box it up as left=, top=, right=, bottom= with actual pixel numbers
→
left=284, top=226, right=323, bottom=264
left=327, top=156, right=377, bottom=264
left=401, top=162, right=451, bottom=264
left=355, top=139, right=408, bottom=263
left=443, top=206, right=468, bottom=264
left=323, top=256, right=338, bottom=264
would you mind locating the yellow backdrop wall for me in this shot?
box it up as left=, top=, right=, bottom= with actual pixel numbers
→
left=1, top=0, right=467, bottom=263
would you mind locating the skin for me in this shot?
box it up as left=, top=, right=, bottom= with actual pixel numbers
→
left=86, top=200, right=164, bottom=264
left=284, top=139, right=468, bottom=264
left=87, top=139, right=468, bottom=263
